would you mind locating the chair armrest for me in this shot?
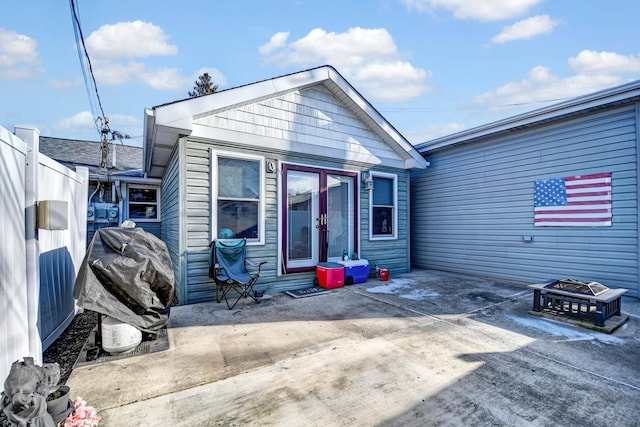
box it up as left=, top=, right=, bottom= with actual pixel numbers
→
left=209, top=263, right=224, bottom=279
left=246, top=259, right=267, bottom=273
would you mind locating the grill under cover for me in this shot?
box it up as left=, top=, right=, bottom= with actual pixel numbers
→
left=74, top=227, right=175, bottom=332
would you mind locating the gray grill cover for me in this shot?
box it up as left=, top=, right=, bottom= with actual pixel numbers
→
left=74, top=227, right=175, bottom=332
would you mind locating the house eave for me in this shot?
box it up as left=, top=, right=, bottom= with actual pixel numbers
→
left=144, top=65, right=429, bottom=178
left=417, top=79, right=640, bottom=153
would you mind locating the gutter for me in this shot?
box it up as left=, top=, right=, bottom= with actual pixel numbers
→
left=417, top=79, right=640, bottom=153
left=88, top=173, right=162, bottom=185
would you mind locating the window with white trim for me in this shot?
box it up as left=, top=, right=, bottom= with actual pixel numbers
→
left=126, top=186, right=160, bottom=222
left=370, top=173, right=397, bottom=239
left=212, top=152, right=264, bottom=244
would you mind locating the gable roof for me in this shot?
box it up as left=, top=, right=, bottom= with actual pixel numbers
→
left=144, top=65, right=428, bottom=178
left=416, top=79, right=640, bottom=153
left=39, top=136, right=143, bottom=176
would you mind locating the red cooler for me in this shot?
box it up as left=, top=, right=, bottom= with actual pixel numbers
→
left=316, top=262, right=344, bottom=289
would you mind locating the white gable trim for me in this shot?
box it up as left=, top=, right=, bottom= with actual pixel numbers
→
left=144, top=66, right=427, bottom=178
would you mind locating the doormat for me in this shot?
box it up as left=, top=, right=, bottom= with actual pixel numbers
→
left=285, top=286, right=332, bottom=298
left=74, top=326, right=169, bottom=368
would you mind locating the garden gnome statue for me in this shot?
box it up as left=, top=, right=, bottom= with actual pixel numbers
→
left=1, top=357, right=58, bottom=427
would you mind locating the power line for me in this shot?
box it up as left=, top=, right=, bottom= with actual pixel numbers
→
left=379, top=96, right=573, bottom=114
left=69, top=0, right=130, bottom=169
left=69, top=0, right=105, bottom=124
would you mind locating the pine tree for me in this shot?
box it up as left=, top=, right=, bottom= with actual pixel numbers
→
left=188, top=73, right=218, bottom=97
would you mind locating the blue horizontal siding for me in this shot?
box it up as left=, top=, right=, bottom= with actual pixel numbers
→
left=412, top=103, right=639, bottom=296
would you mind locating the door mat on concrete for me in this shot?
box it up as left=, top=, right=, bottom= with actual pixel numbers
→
left=74, top=326, right=169, bottom=368
left=285, top=286, right=332, bottom=298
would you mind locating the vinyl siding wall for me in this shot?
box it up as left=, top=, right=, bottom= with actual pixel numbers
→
left=176, top=138, right=410, bottom=304
left=360, top=170, right=411, bottom=273
left=161, top=145, right=182, bottom=302
left=411, top=103, right=639, bottom=296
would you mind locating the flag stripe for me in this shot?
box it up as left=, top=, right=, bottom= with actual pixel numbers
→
left=535, top=211, right=612, bottom=217
left=534, top=172, right=611, bottom=227
left=536, top=216, right=611, bottom=223
left=565, top=200, right=611, bottom=206
left=564, top=173, right=611, bottom=181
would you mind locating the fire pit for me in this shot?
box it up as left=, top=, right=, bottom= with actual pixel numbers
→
left=529, top=278, right=627, bottom=328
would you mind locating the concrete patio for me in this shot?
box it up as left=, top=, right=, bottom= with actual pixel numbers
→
left=66, top=269, right=640, bottom=426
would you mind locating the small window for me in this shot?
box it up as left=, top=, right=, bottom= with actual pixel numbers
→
left=212, top=152, right=264, bottom=244
left=370, top=173, right=397, bottom=239
left=127, top=186, right=160, bottom=221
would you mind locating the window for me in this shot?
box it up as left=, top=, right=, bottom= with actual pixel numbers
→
left=127, top=186, right=160, bottom=221
left=212, top=152, right=264, bottom=244
left=370, top=173, right=397, bottom=239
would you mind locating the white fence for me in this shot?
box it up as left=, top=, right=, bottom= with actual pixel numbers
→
left=0, top=125, right=87, bottom=383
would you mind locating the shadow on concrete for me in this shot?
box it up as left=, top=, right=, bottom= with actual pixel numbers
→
left=65, top=269, right=640, bottom=426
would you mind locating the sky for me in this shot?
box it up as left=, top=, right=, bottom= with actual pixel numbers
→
left=2, top=0, right=640, bottom=148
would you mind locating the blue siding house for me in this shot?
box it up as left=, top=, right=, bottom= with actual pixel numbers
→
left=144, top=66, right=428, bottom=304
left=411, top=80, right=640, bottom=297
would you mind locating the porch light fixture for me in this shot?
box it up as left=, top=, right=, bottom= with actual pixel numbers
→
left=361, top=171, right=374, bottom=191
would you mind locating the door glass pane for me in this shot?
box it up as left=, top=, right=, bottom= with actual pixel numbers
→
left=327, top=174, right=353, bottom=260
left=287, top=171, right=318, bottom=265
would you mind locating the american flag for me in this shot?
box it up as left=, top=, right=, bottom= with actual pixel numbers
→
left=534, top=172, right=612, bottom=226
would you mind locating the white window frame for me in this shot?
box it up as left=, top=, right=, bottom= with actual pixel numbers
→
left=369, top=171, right=397, bottom=240
left=125, top=184, right=161, bottom=222
left=211, top=150, right=265, bottom=245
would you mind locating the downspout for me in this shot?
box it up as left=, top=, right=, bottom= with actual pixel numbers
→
left=15, top=125, right=43, bottom=364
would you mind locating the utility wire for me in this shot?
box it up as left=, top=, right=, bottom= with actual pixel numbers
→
left=69, top=0, right=105, bottom=127
left=69, top=0, right=130, bottom=168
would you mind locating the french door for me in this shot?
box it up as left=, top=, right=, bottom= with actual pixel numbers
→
left=283, top=164, right=358, bottom=272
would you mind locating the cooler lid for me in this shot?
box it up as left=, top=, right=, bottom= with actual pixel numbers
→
left=336, top=259, right=369, bottom=267
left=317, top=262, right=344, bottom=269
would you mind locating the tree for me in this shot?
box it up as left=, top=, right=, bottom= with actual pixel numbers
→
left=188, top=72, right=218, bottom=97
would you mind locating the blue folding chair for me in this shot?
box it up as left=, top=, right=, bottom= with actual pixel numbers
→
left=208, top=238, right=267, bottom=309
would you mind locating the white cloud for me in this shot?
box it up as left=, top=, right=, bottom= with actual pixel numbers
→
left=85, top=20, right=177, bottom=61
left=105, top=113, right=143, bottom=137
left=93, top=61, right=147, bottom=85
left=81, top=21, right=226, bottom=92
left=93, top=60, right=226, bottom=92
left=53, top=111, right=98, bottom=134
left=140, top=66, right=199, bottom=91
left=401, top=0, right=542, bottom=21
left=569, top=50, right=640, bottom=75
left=0, top=27, right=42, bottom=79
left=353, top=61, right=432, bottom=102
left=259, top=32, right=290, bottom=55
left=471, top=57, right=634, bottom=110
left=0, top=28, right=39, bottom=66
left=492, top=15, right=562, bottom=44
left=53, top=111, right=142, bottom=138
left=260, top=27, right=432, bottom=102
